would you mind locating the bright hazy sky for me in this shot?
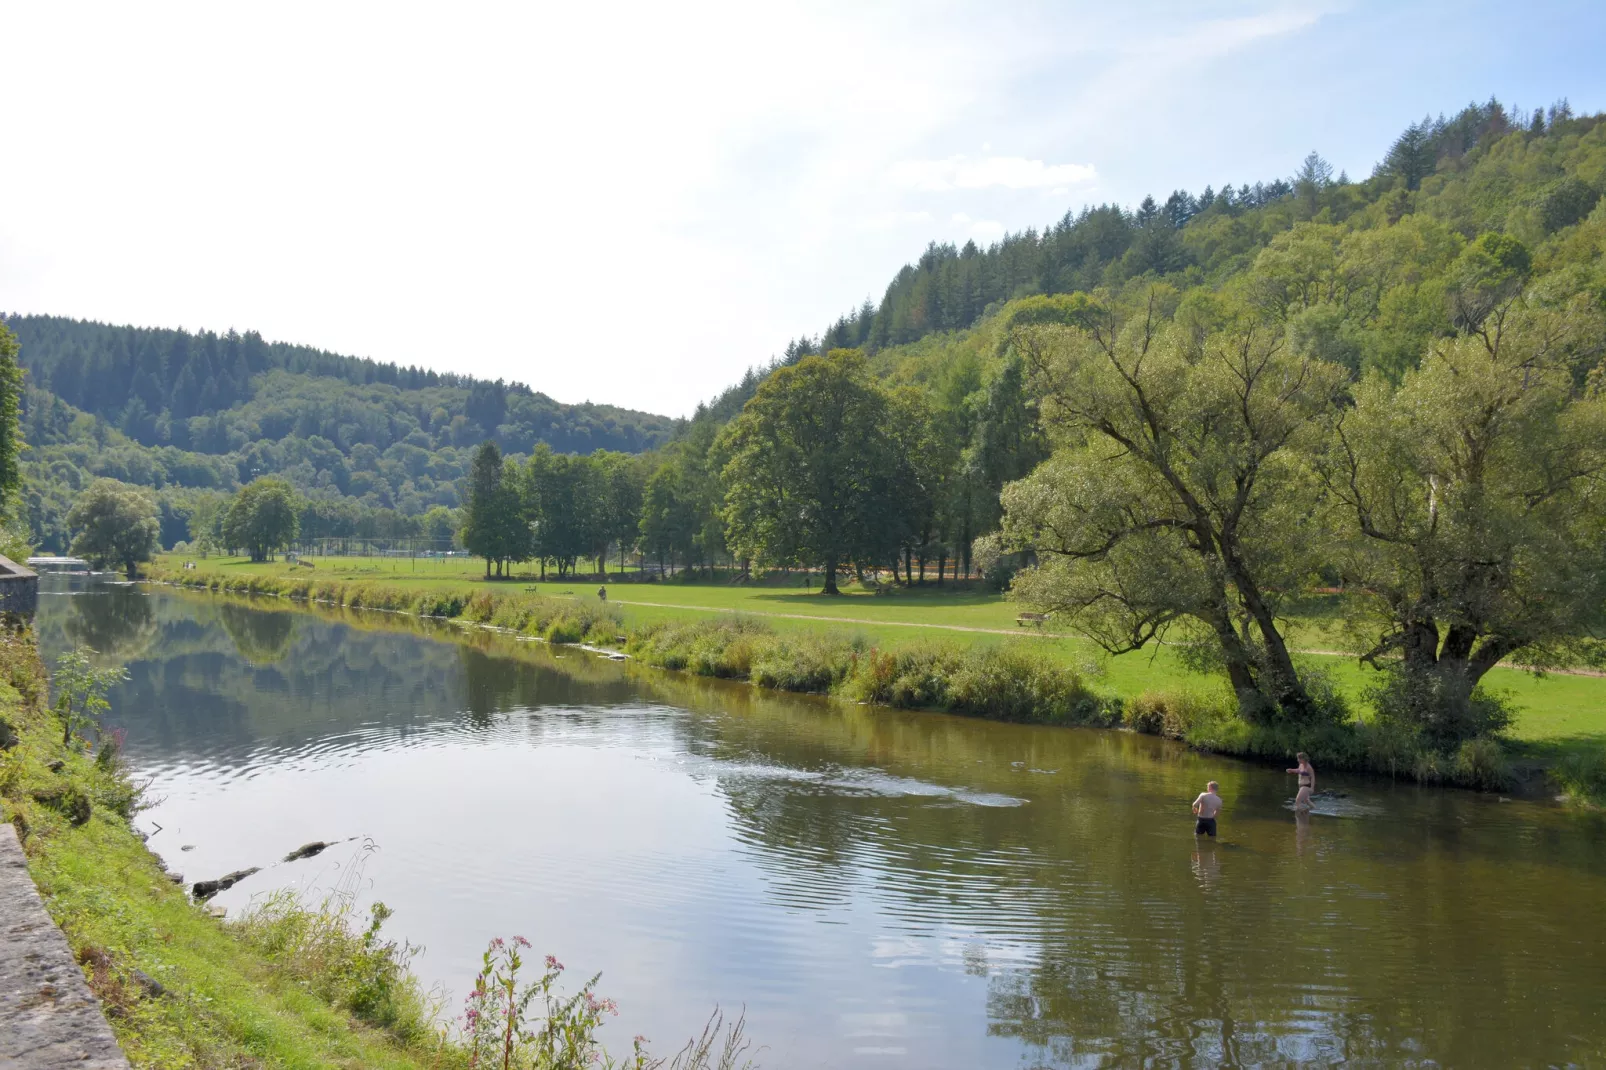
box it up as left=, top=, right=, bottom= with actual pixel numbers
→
left=3, top=1, right=1603, bottom=417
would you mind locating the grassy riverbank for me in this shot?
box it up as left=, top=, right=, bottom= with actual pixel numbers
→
left=2, top=623, right=755, bottom=1067
left=147, top=557, right=1606, bottom=800
left=0, top=628, right=451, bottom=1067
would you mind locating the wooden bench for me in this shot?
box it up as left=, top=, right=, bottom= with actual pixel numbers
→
left=1016, top=612, right=1048, bottom=627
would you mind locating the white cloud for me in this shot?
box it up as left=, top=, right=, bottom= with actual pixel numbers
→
left=952, top=213, right=1004, bottom=240
left=888, top=155, right=1098, bottom=192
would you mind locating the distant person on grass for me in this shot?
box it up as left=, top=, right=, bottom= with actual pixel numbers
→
left=1288, top=752, right=1316, bottom=810
left=597, top=586, right=607, bottom=602
left=1192, top=781, right=1222, bottom=838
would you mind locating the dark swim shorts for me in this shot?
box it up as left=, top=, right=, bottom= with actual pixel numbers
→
left=1195, top=817, right=1218, bottom=837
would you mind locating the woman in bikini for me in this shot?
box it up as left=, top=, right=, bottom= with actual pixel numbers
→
left=1287, top=752, right=1315, bottom=811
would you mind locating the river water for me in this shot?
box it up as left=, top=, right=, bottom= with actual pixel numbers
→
left=37, top=576, right=1606, bottom=1068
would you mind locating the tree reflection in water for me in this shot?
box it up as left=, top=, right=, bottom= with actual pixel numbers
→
left=64, top=581, right=157, bottom=664
left=219, top=602, right=296, bottom=665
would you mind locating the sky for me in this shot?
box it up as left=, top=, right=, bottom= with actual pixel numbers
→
left=2, top=1, right=1604, bottom=418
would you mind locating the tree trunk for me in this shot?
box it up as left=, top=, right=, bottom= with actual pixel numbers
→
left=936, top=551, right=947, bottom=586
left=822, top=555, right=840, bottom=595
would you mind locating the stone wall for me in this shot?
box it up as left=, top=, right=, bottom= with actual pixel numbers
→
left=0, top=555, right=37, bottom=617
left=0, top=823, right=132, bottom=1068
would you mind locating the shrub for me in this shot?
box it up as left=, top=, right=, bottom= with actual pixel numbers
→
left=1452, top=737, right=1511, bottom=791
left=1361, top=717, right=1424, bottom=779
left=543, top=616, right=585, bottom=644
left=840, top=644, right=958, bottom=708
left=1552, top=750, right=1606, bottom=806
left=1367, top=665, right=1514, bottom=749
left=1123, top=689, right=1230, bottom=738
left=235, top=880, right=434, bottom=1044
left=751, top=635, right=855, bottom=693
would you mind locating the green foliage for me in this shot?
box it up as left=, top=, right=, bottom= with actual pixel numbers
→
left=461, top=442, right=529, bottom=575
left=8, top=316, right=674, bottom=456
left=4, top=316, right=673, bottom=554
left=1325, top=291, right=1606, bottom=705
left=523, top=446, right=646, bottom=577
left=50, top=646, right=127, bottom=747
left=1123, top=689, right=1235, bottom=739
left=718, top=351, right=903, bottom=593
left=235, top=885, right=436, bottom=1045
left=628, top=618, right=1115, bottom=725
left=0, top=321, right=23, bottom=522
left=66, top=478, right=161, bottom=575
left=223, top=477, right=301, bottom=562
left=0, top=515, right=33, bottom=564
left=1000, top=285, right=1345, bottom=722
left=1365, top=666, right=1516, bottom=750
left=1551, top=749, right=1606, bottom=806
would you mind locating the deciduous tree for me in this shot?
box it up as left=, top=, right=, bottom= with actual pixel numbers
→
left=996, top=287, right=1346, bottom=721
left=67, top=479, right=161, bottom=576
left=718, top=351, right=899, bottom=594
left=223, top=477, right=301, bottom=563
left=1324, top=290, right=1606, bottom=743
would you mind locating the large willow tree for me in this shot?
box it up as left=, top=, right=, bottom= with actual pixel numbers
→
left=995, top=288, right=1346, bottom=722
left=1323, top=290, right=1606, bottom=742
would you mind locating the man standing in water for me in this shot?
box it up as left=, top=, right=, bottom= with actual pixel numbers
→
left=1192, top=781, right=1222, bottom=838
left=1288, top=752, right=1316, bottom=810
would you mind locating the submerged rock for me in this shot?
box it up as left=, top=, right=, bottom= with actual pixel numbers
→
left=191, top=867, right=260, bottom=901
left=282, top=841, right=330, bottom=862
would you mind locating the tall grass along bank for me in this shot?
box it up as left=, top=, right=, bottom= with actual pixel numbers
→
left=146, top=562, right=1597, bottom=801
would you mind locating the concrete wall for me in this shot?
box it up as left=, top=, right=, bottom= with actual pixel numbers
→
left=0, top=555, right=37, bottom=618
left=0, top=823, right=132, bottom=1068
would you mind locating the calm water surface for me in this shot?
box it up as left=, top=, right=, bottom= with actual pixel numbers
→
left=38, top=577, right=1606, bottom=1068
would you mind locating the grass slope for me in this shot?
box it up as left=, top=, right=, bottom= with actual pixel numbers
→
left=0, top=628, right=448, bottom=1068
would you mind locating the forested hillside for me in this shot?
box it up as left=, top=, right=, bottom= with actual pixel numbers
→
left=1, top=316, right=676, bottom=549
left=8, top=97, right=1604, bottom=578
left=574, top=94, right=1606, bottom=762
left=637, top=98, right=1606, bottom=583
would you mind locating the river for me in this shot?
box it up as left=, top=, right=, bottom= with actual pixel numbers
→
left=37, top=575, right=1606, bottom=1068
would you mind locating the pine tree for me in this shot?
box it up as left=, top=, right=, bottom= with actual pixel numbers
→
left=461, top=441, right=506, bottom=577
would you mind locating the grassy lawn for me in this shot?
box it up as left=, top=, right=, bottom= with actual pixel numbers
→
left=153, top=555, right=1606, bottom=754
